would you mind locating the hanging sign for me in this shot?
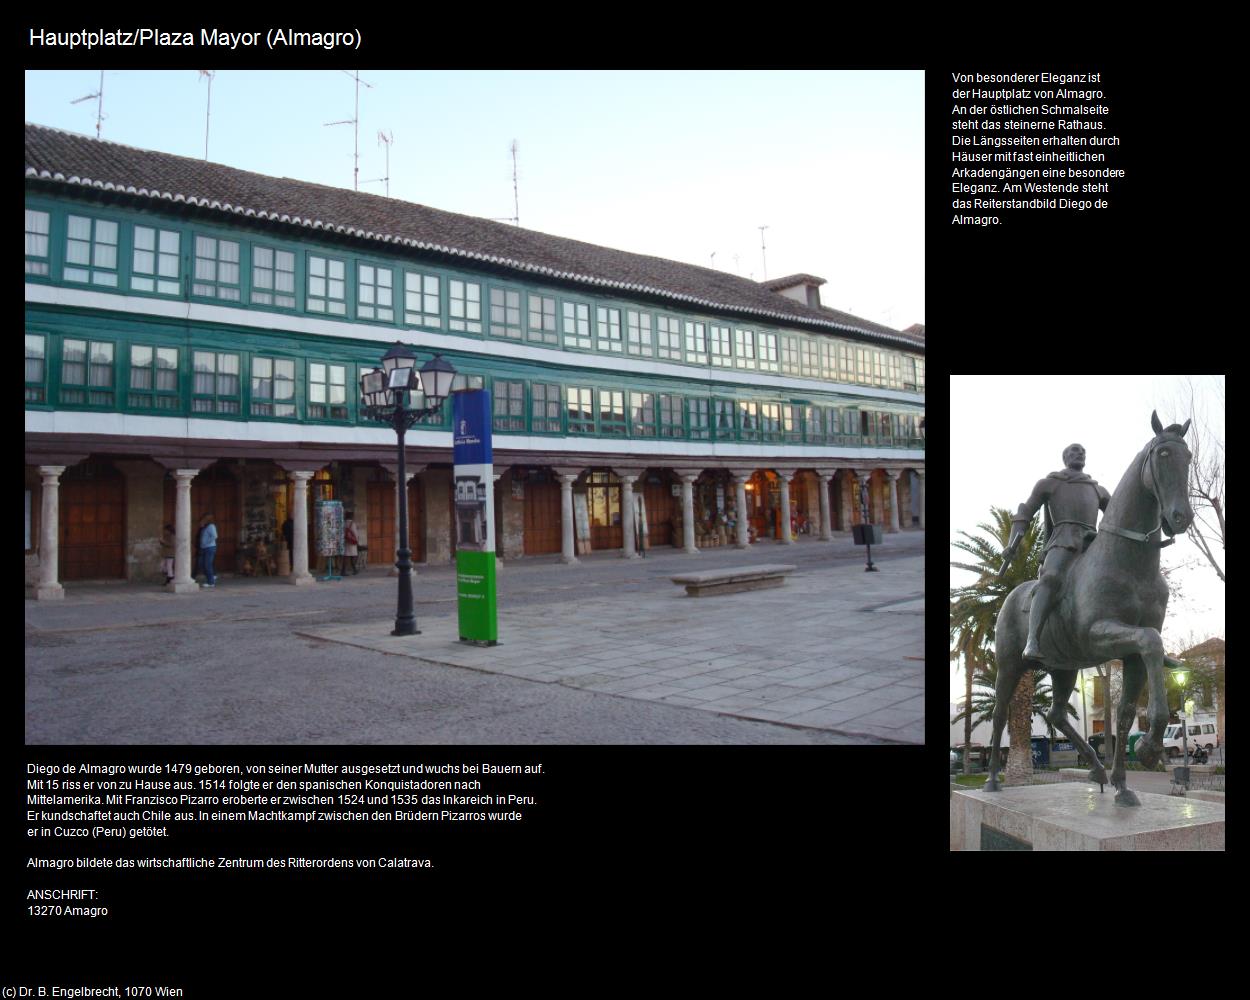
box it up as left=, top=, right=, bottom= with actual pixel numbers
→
left=453, top=390, right=497, bottom=645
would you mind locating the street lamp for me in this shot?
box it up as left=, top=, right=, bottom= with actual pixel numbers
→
left=359, top=342, right=456, bottom=636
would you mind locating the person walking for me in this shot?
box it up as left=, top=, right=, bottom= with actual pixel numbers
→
left=344, top=511, right=360, bottom=575
left=198, top=513, right=218, bottom=588
left=160, top=523, right=175, bottom=585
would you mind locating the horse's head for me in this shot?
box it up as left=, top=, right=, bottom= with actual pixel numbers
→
left=1147, top=410, right=1194, bottom=536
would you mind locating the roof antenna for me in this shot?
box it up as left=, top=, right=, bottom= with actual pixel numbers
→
left=363, top=130, right=394, bottom=197
left=71, top=71, right=105, bottom=139
left=324, top=70, right=373, bottom=190
left=199, top=71, right=215, bottom=160
left=710, top=252, right=717, bottom=269
left=491, top=140, right=521, bottom=224
left=757, top=225, right=770, bottom=280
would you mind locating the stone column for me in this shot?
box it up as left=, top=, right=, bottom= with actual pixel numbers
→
left=167, top=469, right=201, bottom=594
left=679, top=474, right=699, bottom=554
left=817, top=470, right=835, bottom=541
left=886, top=470, right=902, bottom=533
left=915, top=470, right=926, bottom=530
left=391, top=469, right=416, bottom=577
left=775, top=469, right=796, bottom=544
left=619, top=474, right=640, bottom=559
left=289, top=470, right=315, bottom=585
left=732, top=472, right=752, bottom=549
left=557, top=473, right=580, bottom=565
left=35, top=466, right=66, bottom=600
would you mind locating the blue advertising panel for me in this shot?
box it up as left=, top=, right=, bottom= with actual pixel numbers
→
left=452, top=390, right=497, bottom=645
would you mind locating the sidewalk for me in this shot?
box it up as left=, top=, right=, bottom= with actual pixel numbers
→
left=297, top=549, right=925, bottom=744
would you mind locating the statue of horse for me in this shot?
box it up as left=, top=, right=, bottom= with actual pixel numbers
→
left=986, top=411, right=1193, bottom=806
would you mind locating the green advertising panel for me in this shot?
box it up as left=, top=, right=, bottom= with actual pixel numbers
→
left=456, top=549, right=498, bottom=644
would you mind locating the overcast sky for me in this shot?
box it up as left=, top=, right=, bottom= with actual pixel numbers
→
left=25, top=69, right=924, bottom=331
left=949, top=374, right=1225, bottom=702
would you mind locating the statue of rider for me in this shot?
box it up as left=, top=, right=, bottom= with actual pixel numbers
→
left=1000, top=443, right=1111, bottom=661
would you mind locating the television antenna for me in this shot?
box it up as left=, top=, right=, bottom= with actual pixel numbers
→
left=70, top=71, right=106, bottom=139
left=363, top=131, right=394, bottom=197
left=324, top=70, right=373, bottom=190
left=491, top=140, right=521, bottom=224
left=758, top=225, right=770, bottom=280
left=199, top=71, right=215, bottom=160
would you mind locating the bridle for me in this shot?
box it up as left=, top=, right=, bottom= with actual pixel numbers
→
left=1098, top=437, right=1183, bottom=547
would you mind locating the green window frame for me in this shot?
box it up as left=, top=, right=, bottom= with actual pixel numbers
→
left=25, top=209, right=51, bottom=277
left=404, top=270, right=441, bottom=328
left=527, top=294, right=558, bottom=345
left=709, top=324, right=732, bottom=368
left=874, top=351, right=889, bottom=387
left=599, top=389, right=626, bottom=435
left=838, top=343, right=854, bottom=382
left=357, top=263, right=395, bottom=323
left=684, top=320, right=707, bottom=364
left=493, top=379, right=525, bottom=431
left=192, top=235, right=241, bottom=301
left=780, top=335, right=799, bottom=375
left=879, top=411, right=895, bottom=443
left=888, top=353, right=902, bottom=389
left=901, top=355, right=918, bottom=391
left=60, top=338, right=114, bottom=407
left=192, top=351, right=241, bottom=414
left=531, top=382, right=562, bottom=433
left=448, top=279, right=483, bottom=333
left=656, top=315, right=682, bottom=360
left=713, top=399, right=736, bottom=441
left=738, top=400, right=759, bottom=441
left=64, top=215, right=119, bottom=287
left=128, top=345, right=180, bottom=410
left=630, top=391, right=656, bottom=437
left=132, top=225, right=181, bottom=296
left=799, top=338, right=818, bottom=377
left=819, top=340, right=836, bottom=380
left=307, top=254, right=347, bottom=315
left=309, top=362, right=349, bottom=421
left=250, top=356, right=296, bottom=418
left=562, top=301, right=591, bottom=350
left=760, top=403, right=781, bottom=443
left=596, top=307, right=623, bottom=353
left=489, top=287, right=523, bottom=340
left=855, top=347, right=873, bottom=385
left=25, top=333, right=46, bottom=403
left=687, top=398, right=710, bottom=440
left=758, top=332, right=779, bottom=373
left=566, top=386, right=594, bottom=434
left=626, top=310, right=653, bottom=358
left=659, top=394, right=684, bottom=438
left=782, top=404, right=801, bottom=443
left=251, top=245, right=296, bottom=309
left=805, top=405, right=823, bottom=444
left=734, top=328, right=756, bottom=370
left=915, top=357, right=925, bottom=392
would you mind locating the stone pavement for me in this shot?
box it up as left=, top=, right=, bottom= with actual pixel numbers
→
left=298, top=549, right=925, bottom=744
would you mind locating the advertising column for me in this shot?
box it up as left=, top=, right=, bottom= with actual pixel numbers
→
left=453, top=390, right=498, bottom=644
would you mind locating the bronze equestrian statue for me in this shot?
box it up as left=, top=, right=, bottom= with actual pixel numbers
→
left=987, top=412, right=1193, bottom=806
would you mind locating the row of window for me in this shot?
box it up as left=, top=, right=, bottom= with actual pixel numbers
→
left=25, top=205, right=925, bottom=392
left=25, top=333, right=923, bottom=446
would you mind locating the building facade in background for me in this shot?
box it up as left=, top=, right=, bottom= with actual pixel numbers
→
left=25, top=123, right=925, bottom=594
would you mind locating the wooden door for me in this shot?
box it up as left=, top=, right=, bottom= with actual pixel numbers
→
left=588, top=483, right=622, bottom=551
left=163, top=464, right=240, bottom=572
left=523, top=478, right=562, bottom=555
left=641, top=476, right=676, bottom=547
left=60, top=463, right=125, bottom=580
left=365, top=478, right=424, bottom=564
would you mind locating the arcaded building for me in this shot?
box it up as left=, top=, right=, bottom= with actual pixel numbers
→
left=24, top=122, right=925, bottom=595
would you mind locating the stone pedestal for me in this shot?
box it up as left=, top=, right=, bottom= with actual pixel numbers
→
left=950, top=784, right=1225, bottom=851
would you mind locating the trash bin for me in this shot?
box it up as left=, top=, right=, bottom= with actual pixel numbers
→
left=1128, top=732, right=1144, bottom=761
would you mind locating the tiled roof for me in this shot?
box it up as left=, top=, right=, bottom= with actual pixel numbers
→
left=25, top=122, right=923, bottom=352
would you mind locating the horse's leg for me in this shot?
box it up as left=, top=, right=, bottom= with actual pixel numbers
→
left=1086, top=620, right=1165, bottom=806
left=1046, top=669, right=1108, bottom=790
left=1108, top=654, right=1147, bottom=805
left=987, top=636, right=1027, bottom=793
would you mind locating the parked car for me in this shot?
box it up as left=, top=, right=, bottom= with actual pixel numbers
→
left=1162, top=718, right=1219, bottom=758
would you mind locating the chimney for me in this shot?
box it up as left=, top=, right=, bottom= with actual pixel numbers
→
left=760, top=274, right=826, bottom=309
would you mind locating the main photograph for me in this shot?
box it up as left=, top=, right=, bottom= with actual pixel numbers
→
left=24, top=69, right=925, bottom=745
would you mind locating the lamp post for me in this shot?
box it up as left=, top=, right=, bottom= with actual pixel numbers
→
left=1170, top=664, right=1191, bottom=789
left=359, top=343, right=456, bottom=636
left=860, top=479, right=877, bottom=572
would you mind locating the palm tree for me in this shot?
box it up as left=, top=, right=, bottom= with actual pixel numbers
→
left=949, top=507, right=1046, bottom=783
left=952, top=654, right=1078, bottom=749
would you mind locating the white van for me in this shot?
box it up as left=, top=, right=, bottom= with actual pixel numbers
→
left=1162, top=716, right=1219, bottom=758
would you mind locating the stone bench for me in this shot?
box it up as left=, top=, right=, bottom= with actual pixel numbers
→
left=670, top=564, right=796, bottom=597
